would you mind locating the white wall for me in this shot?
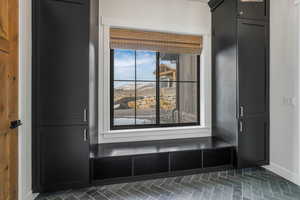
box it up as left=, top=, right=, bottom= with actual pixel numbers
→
left=265, top=0, right=300, bottom=186
left=100, top=0, right=211, bottom=35
left=19, top=0, right=34, bottom=199
left=98, top=0, right=212, bottom=143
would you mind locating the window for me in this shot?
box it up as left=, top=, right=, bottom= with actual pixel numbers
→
left=110, top=28, right=202, bottom=130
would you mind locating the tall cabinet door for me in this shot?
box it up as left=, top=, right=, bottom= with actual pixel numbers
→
left=37, top=0, right=90, bottom=126
left=237, top=19, right=269, bottom=168
left=238, top=0, right=269, bottom=20
left=40, top=127, right=90, bottom=190
left=34, top=0, right=90, bottom=192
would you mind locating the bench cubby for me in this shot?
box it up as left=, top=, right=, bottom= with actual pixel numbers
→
left=91, top=137, right=234, bottom=184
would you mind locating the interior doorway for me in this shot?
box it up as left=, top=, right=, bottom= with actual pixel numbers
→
left=0, top=0, right=19, bottom=199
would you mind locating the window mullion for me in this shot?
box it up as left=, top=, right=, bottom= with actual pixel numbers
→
left=197, top=55, right=201, bottom=124
left=110, top=49, right=114, bottom=129
left=135, top=50, right=137, bottom=125
left=156, top=52, right=160, bottom=125
left=176, top=55, right=180, bottom=123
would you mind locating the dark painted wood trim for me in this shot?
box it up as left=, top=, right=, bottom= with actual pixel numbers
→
left=32, top=0, right=39, bottom=192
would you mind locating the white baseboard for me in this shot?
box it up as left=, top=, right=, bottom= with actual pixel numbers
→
left=264, top=163, right=300, bottom=186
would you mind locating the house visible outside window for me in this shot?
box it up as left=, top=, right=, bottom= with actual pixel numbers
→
left=110, top=28, right=202, bottom=130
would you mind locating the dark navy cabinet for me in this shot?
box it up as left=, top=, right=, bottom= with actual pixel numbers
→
left=237, top=19, right=269, bottom=167
left=210, top=0, right=269, bottom=168
left=33, top=0, right=99, bottom=192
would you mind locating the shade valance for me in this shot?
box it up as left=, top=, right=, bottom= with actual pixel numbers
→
left=110, top=28, right=202, bottom=54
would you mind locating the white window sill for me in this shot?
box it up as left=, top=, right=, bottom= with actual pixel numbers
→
left=108, top=125, right=208, bottom=134
left=99, top=126, right=211, bottom=144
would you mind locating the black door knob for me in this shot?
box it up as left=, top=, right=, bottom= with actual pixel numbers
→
left=10, top=120, right=22, bottom=129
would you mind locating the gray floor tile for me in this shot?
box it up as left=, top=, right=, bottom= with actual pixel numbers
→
left=36, top=168, right=300, bottom=200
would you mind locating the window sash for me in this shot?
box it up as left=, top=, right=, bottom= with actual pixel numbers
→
left=110, top=49, right=201, bottom=130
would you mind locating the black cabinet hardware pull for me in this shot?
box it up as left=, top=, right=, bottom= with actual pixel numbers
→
left=83, top=129, right=87, bottom=141
left=240, top=106, right=244, bottom=117
left=239, top=120, right=244, bottom=133
left=83, top=108, right=87, bottom=122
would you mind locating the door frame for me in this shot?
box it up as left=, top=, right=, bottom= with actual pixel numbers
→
left=18, top=0, right=37, bottom=199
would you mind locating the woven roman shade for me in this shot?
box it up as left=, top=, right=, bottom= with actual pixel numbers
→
left=110, top=28, right=202, bottom=54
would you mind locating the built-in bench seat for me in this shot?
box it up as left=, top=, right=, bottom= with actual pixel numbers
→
left=90, top=137, right=235, bottom=185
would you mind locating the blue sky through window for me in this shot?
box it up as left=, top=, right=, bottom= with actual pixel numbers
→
left=114, top=49, right=135, bottom=81
left=114, top=49, right=156, bottom=82
left=136, top=50, right=156, bottom=81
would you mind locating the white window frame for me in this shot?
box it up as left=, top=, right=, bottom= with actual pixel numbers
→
left=98, top=17, right=212, bottom=143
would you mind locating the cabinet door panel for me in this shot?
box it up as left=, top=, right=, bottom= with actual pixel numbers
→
left=238, top=20, right=268, bottom=117
left=238, top=0, right=268, bottom=20
left=40, top=126, right=89, bottom=189
left=238, top=117, right=268, bottom=168
left=93, top=157, right=132, bottom=180
left=37, top=0, right=89, bottom=125
left=170, top=151, right=202, bottom=171
left=203, top=148, right=232, bottom=168
left=238, top=19, right=269, bottom=167
left=134, top=154, right=169, bottom=176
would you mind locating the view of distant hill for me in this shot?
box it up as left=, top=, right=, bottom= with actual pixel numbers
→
left=114, top=82, right=176, bottom=110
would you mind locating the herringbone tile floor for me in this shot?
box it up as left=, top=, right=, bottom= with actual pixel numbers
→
left=36, top=168, right=300, bottom=200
